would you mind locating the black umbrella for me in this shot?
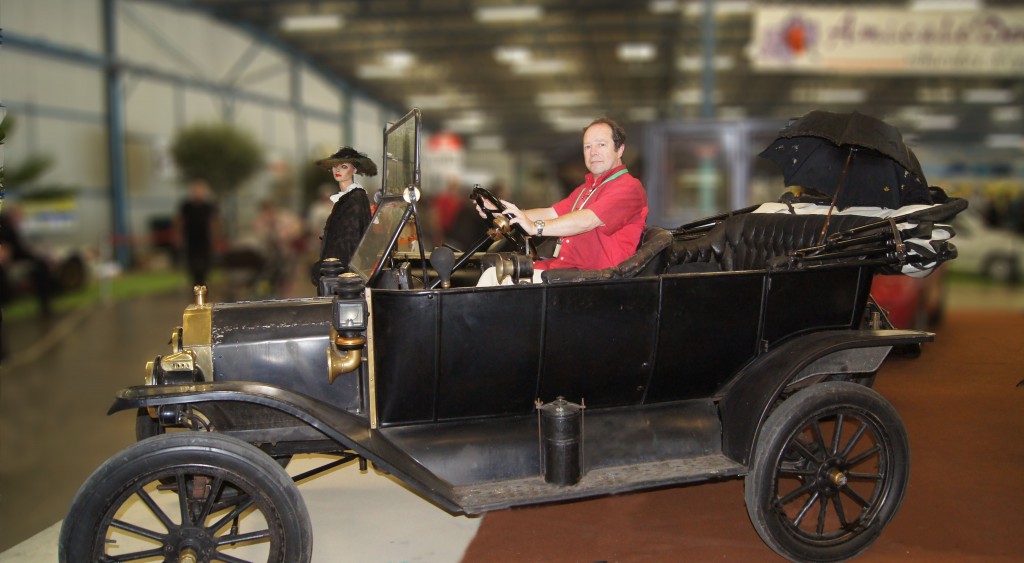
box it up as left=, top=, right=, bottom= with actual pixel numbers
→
left=759, top=110, right=932, bottom=210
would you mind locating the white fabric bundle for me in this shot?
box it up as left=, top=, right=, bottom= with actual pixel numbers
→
left=752, top=202, right=955, bottom=277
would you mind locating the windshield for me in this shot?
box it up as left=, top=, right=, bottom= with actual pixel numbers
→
left=381, top=109, right=420, bottom=197
left=348, top=109, right=421, bottom=283
left=348, top=198, right=410, bottom=281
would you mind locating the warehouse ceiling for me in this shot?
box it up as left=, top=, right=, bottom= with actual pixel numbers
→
left=150, top=0, right=1022, bottom=157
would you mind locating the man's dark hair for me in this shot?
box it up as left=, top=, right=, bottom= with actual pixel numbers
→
left=584, top=118, right=626, bottom=149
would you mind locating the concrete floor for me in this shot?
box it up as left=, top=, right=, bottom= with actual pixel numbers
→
left=0, top=278, right=1021, bottom=561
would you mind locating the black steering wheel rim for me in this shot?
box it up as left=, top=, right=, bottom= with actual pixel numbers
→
left=470, top=186, right=530, bottom=254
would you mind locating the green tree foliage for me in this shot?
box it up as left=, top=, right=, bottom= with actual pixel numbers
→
left=1, top=114, right=56, bottom=194
left=170, top=123, right=264, bottom=196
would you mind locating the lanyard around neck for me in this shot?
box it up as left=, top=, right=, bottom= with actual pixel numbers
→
left=571, top=168, right=628, bottom=212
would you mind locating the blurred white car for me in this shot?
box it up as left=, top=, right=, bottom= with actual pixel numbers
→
left=948, top=211, right=1023, bottom=283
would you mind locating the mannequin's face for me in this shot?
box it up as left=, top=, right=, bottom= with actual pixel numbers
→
left=332, top=163, right=355, bottom=185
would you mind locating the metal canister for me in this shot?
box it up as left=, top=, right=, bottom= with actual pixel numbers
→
left=537, top=397, right=584, bottom=486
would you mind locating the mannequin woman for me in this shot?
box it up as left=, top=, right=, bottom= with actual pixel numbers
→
left=313, top=147, right=377, bottom=282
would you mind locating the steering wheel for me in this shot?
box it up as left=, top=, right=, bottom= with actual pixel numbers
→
left=470, top=186, right=531, bottom=254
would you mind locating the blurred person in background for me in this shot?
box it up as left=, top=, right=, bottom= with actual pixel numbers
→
left=0, top=204, right=56, bottom=318
left=442, top=179, right=494, bottom=252
left=311, top=147, right=376, bottom=284
left=307, top=184, right=336, bottom=256
left=1, top=205, right=58, bottom=362
left=430, top=177, right=463, bottom=247
left=249, top=198, right=304, bottom=297
left=175, top=179, right=222, bottom=288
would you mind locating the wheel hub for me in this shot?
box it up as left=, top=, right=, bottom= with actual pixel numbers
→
left=164, top=525, right=216, bottom=561
left=816, top=458, right=848, bottom=496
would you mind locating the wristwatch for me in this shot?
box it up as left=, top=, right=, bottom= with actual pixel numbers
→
left=533, top=220, right=545, bottom=236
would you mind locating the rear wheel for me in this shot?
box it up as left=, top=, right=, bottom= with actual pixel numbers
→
left=745, top=382, right=909, bottom=562
left=59, top=432, right=312, bottom=563
left=982, top=254, right=1020, bottom=284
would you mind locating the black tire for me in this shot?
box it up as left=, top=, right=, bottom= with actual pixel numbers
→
left=982, top=254, right=1020, bottom=284
left=59, top=432, right=312, bottom=563
left=745, top=381, right=910, bottom=562
left=135, top=407, right=292, bottom=469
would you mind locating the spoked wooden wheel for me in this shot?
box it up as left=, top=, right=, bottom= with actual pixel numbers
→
left=59, top=433, right=311, bottom=563
left=745, top=382, right=910, bottom=562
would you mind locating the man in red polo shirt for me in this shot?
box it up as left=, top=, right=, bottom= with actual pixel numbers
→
left=478, top=117, right=648, bottom=285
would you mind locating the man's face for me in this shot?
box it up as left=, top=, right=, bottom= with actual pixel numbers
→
left=582, top=123, right=624, bottom=177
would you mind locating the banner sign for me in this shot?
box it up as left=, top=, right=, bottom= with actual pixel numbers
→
left=749, top=7, right=1024, bottom=75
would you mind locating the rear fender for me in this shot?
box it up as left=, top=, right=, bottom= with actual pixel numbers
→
left=719, top=329, right=932, bottom=466
left=109, top=382, right=463, bottom=513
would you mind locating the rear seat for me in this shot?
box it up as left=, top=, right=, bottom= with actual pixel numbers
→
left=668, top=213, right=877, bottom=273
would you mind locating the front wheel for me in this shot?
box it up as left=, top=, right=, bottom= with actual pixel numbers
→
left=745, top=381, right=910, bottom=562
left=59, top=432, right=312, bottom=563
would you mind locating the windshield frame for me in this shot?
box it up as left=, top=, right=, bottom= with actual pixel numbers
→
left=347, top=109, right=422, bottom=285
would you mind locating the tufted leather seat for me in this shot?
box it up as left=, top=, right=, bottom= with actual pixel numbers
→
left=541, top=226, right=674, bottom=283
left=668, top=213, right=878, bottom=273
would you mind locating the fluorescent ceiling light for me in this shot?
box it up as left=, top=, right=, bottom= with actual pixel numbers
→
left=281, top=14, right=343, bottom=32
left=963, top=88, right=1014, bottom=104
left=512, top=59, right=572, bottom=75
left=791, top=87, right=865, bottom=104
left=444, top=114, right=486, bottom=134
left=815, top=88, right=866, bottom=104
left=992, top=106, right=1022, bottom=123
left=673, top=88, right=721, bottom=105
left=985, top=134, right=1022, bottom=149
left=649, top=0, right=679, bottom=14
left=537, top=90, right=594, bottom=107
left=719, top=106, right=747, bottom=120
left=685, top=1, right=752, bottom=16
left=916, top=86, right=955, bottom=104
left=910, top=0, right=981, bottom=11
left=494, top=46, right=531, bottom=65
left=357, top=65, right=404, bottom=79
left=384, top=51, right=415, bottom=69
left=358, top=51, right=415, bottom=79
left=617, top=42, right=657, bottom=63
left=470, top=135, right=505, bottom=151
left=915, top=114, right=958, bottom=130
left=543, top=111, right=594, bottom=132
left=475, top=5, right=542, bottom=23
left=629, top=106, right=659, bottom=122
left=407, top=93, right=477, bottom=110
left=677, top=54, right=734, bottom=71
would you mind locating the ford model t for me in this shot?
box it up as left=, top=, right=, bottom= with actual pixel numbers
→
left=60, top=109, right=964, bottom=562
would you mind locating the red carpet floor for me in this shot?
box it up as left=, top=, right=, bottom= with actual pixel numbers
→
left=462, top=311, right=1024, bottom=562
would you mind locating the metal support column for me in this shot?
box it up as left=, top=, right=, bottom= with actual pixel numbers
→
left=700, top=0, right=716, bottom=120
left=103, top=0, right=132, bottom=267
left=290, top=58, right=308, bottom=209
left=343, top=88, right=354, bottom=146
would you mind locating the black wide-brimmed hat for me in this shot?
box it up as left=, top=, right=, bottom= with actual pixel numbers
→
left=315, top=146, right=378, bottom=177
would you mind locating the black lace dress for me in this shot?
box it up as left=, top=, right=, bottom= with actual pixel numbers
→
left=315, top=186, right=371, bottom=280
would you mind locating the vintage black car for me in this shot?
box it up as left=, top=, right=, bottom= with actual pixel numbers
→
left=60, top=109, right=965, bottom=562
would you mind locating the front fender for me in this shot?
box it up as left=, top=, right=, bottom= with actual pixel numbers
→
left=719, top=329, right=932, bottom=466
left=110, top=382, right=462, bottom=513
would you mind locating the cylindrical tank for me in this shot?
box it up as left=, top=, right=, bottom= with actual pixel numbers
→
left=537, top=397, right=584, bottom=486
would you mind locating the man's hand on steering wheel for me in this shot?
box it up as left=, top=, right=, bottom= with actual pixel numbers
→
left=470, top=186, right=532, bottom=254
left=496, top=200, right=531, bottom=229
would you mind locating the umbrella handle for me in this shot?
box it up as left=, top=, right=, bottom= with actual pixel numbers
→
left=818, top=147, right=856, bottom=244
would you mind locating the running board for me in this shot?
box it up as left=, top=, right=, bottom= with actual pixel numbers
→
left=454, top=454, right=745, bottom=514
